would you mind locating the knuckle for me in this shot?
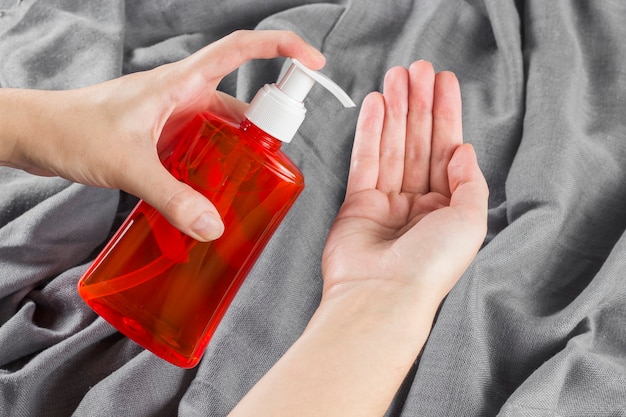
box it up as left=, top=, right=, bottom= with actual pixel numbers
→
left=228, top=29, right=249, bottom=42
left=162, top=187, right=196, bottom=226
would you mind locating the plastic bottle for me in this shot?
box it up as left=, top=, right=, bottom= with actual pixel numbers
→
left=77, top=58, right=355, bottom=368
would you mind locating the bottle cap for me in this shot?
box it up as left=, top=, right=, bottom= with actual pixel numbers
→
left=244, top=58, right=356, bottom=143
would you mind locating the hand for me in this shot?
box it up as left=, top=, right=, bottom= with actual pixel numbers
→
left=230, top=61, right=488, bottom=417
left=3, top=30, right=325, bottom=242
left=322, top=60, right=488, bottom=308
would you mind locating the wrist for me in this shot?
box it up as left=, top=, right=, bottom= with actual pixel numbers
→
left=319, top=278, right=443, bottom=321
left=310, top=279, right=442, bottom=355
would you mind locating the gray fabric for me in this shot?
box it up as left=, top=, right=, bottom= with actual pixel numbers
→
left=1, top=0, right=626, bottom=415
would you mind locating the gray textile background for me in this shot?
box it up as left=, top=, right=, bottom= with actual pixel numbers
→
left=1, top=0, right=626, bottom=415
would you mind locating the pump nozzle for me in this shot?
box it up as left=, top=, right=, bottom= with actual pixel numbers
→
left=277, top=59, right=356, bottom=107
left=244, top=58, right=355, bottom=143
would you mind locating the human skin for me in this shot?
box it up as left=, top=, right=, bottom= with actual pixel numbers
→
left=0, top=30, right=488, bottom=416
left=0, top=30, right=326, bottom=242
left=229, top=61, right=489, bottom=417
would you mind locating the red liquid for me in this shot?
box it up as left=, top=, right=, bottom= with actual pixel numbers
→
left=77, top=114, right=304, bottom=368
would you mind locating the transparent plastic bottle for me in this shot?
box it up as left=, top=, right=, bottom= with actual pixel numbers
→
left=77, top=59, right=355, bottom=368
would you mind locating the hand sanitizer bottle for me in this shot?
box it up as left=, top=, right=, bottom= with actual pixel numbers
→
left=77, top=59, right=355, bottom=368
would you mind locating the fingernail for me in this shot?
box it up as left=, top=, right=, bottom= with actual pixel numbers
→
left=191, top=212, right=224, bottom=241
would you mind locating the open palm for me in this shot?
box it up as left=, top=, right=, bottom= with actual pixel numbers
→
left=322, top=61, right=488, bottom=303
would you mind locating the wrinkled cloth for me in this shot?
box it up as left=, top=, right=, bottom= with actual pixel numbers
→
left=1, top=0, right=626, bottom=415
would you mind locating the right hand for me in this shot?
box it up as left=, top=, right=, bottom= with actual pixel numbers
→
left=5, top=30, right=325, bottom=242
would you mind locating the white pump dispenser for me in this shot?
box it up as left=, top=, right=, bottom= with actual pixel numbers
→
left=244, top=58, right=356, bottom=143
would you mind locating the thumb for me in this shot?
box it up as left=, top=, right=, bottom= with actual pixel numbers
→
left=448, top=144, right=489, bottom=231
left=128, top=163, right=224, bottom=242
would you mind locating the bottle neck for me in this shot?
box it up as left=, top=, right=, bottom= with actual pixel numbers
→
left=239, top=118, right=283, bottom=151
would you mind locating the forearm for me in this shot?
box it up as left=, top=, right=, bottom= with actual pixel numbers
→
left=0, top=88, right=27, bottom=167
left=0, top=88, right=56, bottom=172
left=229, top=282, right=441, bottom=417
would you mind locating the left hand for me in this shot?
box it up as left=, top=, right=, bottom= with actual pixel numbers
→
left=230, top=61, right=489, bottom=417
left=321, top=60, right=488, bottom=308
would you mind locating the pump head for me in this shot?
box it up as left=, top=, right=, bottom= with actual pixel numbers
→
left=244, top=58, right=356, bottom=143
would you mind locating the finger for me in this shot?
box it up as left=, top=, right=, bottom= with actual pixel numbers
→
left=430, top=71, right=463, bottom=197
left=402, top=60, right=435, bottom=195
left=189, top=30, right=326, bottom=81
left=448, top=144, right=489, bottom=230
left=125, top=160, right=224, bottom=242
left=376, top=66, right=409, bottom=193
left=345, top=92, right=384, bottom=197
